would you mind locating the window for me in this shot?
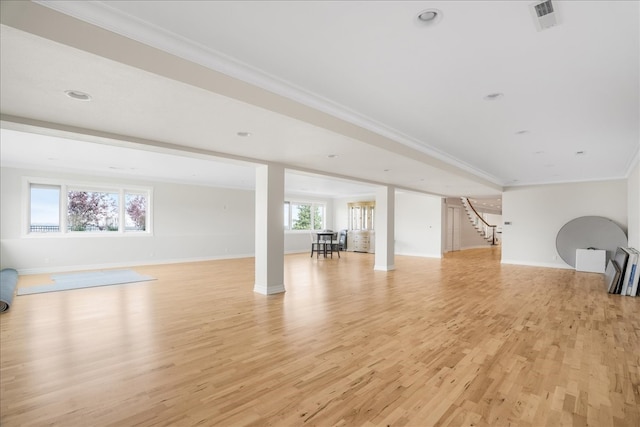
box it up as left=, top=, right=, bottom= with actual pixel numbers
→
left=284, top=201, right=325, bottom=231
left=312, top=205, right=325, bottom=230
left=348, top=201, right=375, bottom=230
left=125, top=192, right=147, bottom=231
left=26, top=179, right=151, bottom=235
left=30, top=184, right=60, bottom=232
left=67, top=189, right=119, bottom=232
left=284, top=201, right=290, bottom=230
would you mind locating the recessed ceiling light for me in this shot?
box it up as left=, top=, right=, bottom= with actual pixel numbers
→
left=64, top=90, right=91, bottom=101
left=327, top=154, right=338, bottom=158
left=534, top=151, right=544, bottom=155
left=515, top=130, right=530, bottom=135
left=417, top=9, right=442, bottom=25
left=483, top=93, right=504, bottom=101
left=575, top=151, right=586, bottom=156
left=236, top=131, right=251, bottom=137
left=383, top=169, right=390, bottom=172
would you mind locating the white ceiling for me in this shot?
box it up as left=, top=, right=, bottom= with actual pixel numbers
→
left=0, top=128, right=378, bottom=198
left=0, top=1, right=638, bottom=205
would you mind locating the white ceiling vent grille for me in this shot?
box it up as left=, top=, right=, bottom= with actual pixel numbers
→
left=530, top=0, right=559, bottom=31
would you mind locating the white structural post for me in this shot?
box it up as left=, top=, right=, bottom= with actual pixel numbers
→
left=254, top=164, right=285, bottom=295
left=374, top=185, right=395, bottom=271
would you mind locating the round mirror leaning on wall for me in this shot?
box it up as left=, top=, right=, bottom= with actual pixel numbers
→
left=555, top=216, right=627, bottom=267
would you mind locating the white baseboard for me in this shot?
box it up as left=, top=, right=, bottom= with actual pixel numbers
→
left=17, top=253, right=256, bottom=275
left=253, top=283, right=286, bottom=295
left=501, top=259, right=573, bottom=270
left=284, top=249, right=310, bottom=255
left=374, top=264, right=396, bottom=271
left=395, top=252, right=442, bottom=259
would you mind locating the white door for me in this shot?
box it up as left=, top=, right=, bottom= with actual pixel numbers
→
left=446, top=207, right=461, bottom=252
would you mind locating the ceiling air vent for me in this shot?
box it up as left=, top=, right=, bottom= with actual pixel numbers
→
left=530, top=0, right=559, bottom=31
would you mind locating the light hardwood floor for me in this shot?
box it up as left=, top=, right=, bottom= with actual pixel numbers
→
left=1, top=248, right=638, bottom=426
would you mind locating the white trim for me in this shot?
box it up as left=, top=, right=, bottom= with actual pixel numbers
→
left=16, top=252, right=256, bottom=276
left=285, top=200, right=327, bottom=231
left=284, top=249, right=309, bottom=255
left=395, top=252, right=442, bottom=259
left=253, top=283, right=286, bottom=295
left=624, top=147, right=640, bottom=178
left=501, top=259, right=573, bottom=270
left=504, top=175, right=629, bottom=189
left=22, top=176, right=153, bottom=237
left=21, top=231, right=153, bottom=240
left=374, top=264, right=396, bottom=271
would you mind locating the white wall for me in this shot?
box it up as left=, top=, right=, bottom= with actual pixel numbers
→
left=628, top=161, right=639, bottom=249
left=484, top=214, right=503, bottom=229
left=395, top=191, right=442, bottom=257
left=284, top=232, right=313, bottom=254
left=1, top=167, right=256, bottom=273
left=0, top=168, right=346, bottom=271
left=501, top=180, right=628, bottom=269
left=332, top=192, right=441, bottom=257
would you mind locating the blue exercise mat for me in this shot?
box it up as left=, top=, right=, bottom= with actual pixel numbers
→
left=1, top=268, right=19, bottom=311
left=17, top=269, right=155, bottom=295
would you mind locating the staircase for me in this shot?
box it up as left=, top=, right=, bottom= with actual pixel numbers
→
left=460, top=197, right=498, bottom=245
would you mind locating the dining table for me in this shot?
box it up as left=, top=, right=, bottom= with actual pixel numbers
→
left=314, top=231, right=340, bottom=258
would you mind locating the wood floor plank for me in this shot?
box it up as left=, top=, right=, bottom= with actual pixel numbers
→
left=1, top=248, right=638, bottom=426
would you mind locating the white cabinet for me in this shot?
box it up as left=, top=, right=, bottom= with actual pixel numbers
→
left=347, top=201, right=375, bottom=253
left=347, top=230, right=375, bottom=253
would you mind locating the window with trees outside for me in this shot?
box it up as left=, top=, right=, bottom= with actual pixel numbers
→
left=27, top=179, right=151, bottom=235
left=284, top=201, right=325, bottom=231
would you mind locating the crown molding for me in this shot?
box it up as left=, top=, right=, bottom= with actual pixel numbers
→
left=624, top=145, right=639, bottom=178
left=34, top=0, right=503, bottom=187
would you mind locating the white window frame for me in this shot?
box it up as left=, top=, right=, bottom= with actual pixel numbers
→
left=22, top=177, right=153, bottom=238
left=284, top=200, right=326, bottom=232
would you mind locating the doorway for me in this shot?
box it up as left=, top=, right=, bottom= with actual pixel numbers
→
left=446, top=207, right=461, bottom=252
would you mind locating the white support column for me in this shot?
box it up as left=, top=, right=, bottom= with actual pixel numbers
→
left=254, top=164, right=285, bottom=295
left=374, top=185, right=395, bottom=271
